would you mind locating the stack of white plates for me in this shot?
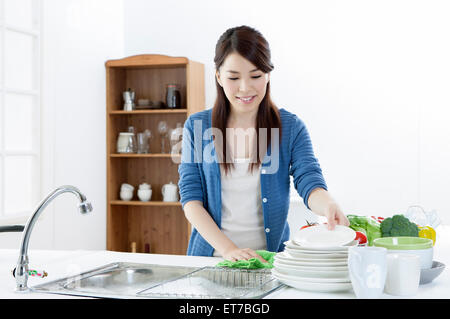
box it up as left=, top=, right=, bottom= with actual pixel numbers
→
left=272, top=225, right=357, bottom=293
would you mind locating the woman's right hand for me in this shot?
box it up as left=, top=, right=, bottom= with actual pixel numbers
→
left=222, top=247, right=267, bottom=263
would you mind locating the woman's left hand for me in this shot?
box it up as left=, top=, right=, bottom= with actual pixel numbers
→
left=323, top=202, right=349, bottom=230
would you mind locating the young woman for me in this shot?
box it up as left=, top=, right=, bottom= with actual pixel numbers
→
left=178, top=25, right=349, bottom=262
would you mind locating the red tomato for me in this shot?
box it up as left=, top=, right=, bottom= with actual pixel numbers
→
left=300, top=221, right=318, bottom=230
left=354, top=231, right=367, bottom=245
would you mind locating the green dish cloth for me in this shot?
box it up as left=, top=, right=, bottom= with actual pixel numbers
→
left=215, top=250, right=276, bottom=269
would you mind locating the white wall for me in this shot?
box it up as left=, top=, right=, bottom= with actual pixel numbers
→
left=3, top=0, right=449, bottom=251
left=45, top=0, right=124, bottom=250
left=0, top=0, right=124, bottom=250
left=124, top=0, right=450, bottom=227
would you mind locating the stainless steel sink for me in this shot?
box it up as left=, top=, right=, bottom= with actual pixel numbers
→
left=31, top=262, right=285, bottom=299
left=31, top=262, right=200, bottom=299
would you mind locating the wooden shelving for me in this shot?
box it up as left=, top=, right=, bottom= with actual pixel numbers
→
left=110, top=200, right=182, bottom=206
left=105, top=54, right=204, bottom=254
left=110, top=153, right=180, bottom=158
left=109, top=109, right=188, bottom=115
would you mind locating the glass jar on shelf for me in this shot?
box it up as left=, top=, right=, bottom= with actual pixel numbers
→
left=165, top=84, right=181, bottom=108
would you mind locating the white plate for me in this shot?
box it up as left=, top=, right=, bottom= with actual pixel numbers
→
left=274, top=261, right=350, bottom=279
left=272, top=268, right=350, bottom=283
left=293, top=225, right=356, bottom=248
left=275, top=252, right=348, bottom=266
left=284, top=240, right=357, bottom=252
left=284, top=248, right=349, bottom=260
left=273, top=258, right=348, bottom=271
left=272, top=269, right=353, bottom=292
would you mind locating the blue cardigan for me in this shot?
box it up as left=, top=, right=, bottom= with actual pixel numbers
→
left=178, top=108, right=328, bottom=256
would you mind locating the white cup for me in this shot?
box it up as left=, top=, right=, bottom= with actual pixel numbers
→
left=348, top=246, right=387, bottom=299
left=384, top=253, right=421, bottom=296
left=137, top=189, right=152, bottom=202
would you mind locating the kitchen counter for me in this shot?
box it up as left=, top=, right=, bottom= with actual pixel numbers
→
left=1, top=226, right=449, bottom=299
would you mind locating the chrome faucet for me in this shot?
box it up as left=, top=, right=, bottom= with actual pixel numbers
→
left=15, top=185, right=93, bottom=291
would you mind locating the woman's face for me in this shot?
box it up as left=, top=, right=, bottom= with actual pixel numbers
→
left=216, top=52, right=270, bottom=119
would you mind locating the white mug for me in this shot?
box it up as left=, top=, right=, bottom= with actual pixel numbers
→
left=384, top=253, right=421, bottom=296
left=348, top=246, right=387, bottom=299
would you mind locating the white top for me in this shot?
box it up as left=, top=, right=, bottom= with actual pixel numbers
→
left=213, top=158, right=267, bottom=257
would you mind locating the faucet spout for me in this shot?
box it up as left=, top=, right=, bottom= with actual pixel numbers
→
left=15, top=185, right=92, bottom=292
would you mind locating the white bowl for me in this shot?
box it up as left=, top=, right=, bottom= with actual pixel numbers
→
left=420, top=261, right=445, bottom=284
left=120, top=190, right=133, bottom=201
left=373, top=237, right=434, bottom=269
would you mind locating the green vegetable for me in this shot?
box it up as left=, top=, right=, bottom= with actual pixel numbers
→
left=380, top=214, right=419, bottom=237
left=347, top=215, right=382, bottom=246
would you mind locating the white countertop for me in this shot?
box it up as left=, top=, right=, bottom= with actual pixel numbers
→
left=1, top=226, right=449, bottom=299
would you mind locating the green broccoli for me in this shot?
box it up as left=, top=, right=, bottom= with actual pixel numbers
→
left=380, top=214, right=419, bottom=237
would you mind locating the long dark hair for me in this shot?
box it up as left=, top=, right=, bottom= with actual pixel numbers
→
left=212, top=25, right=281, bottom=175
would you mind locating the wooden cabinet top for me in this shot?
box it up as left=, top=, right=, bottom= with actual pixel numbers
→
left=105, top=54, right=191, bottom=68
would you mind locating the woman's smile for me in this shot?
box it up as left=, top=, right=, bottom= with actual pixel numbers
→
left=236, top=95, right=257, bottom=104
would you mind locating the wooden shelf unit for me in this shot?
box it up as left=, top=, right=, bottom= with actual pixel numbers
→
left=109, top=109, right=188, bottom=115
left=110, top=200, right=182, bottom=206
left=110, top=153, right=181, bottom=158
left=105, top=54, right=204, bottom=254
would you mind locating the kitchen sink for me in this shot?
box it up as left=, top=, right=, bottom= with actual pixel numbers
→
left=31, top=262, right=284, bottom=299
left=31, top=262, right=200, bottom=299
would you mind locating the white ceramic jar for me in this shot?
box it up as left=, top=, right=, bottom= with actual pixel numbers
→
left=117, top=132, right=136, bottom=153
left=137, top=183, right=152, bottom=201
left=162, top=181, right=179, bottom=202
